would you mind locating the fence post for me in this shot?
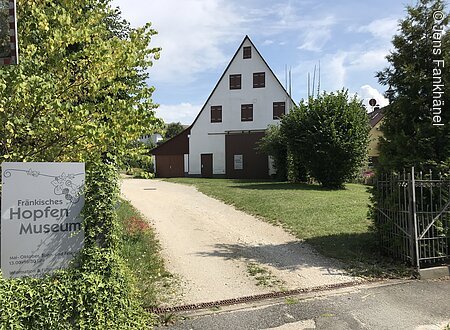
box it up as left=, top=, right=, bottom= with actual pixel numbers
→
left=410, top=167, right=420, bottom=271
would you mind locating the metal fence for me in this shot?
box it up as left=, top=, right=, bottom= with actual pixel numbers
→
left=375, top=168, right=450, bottom=269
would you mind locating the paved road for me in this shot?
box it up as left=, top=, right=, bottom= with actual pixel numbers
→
left=164, top=279, right=450, bottom=330
left=121, top=179, right=357, bottom=305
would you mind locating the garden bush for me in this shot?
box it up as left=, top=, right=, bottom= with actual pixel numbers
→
left=281, top=90, right=370, bottom=188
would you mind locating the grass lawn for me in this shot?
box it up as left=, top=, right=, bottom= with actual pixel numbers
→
left=116, top=199, right=175, bottom=307
left=165, top=178, right=411, bottom=277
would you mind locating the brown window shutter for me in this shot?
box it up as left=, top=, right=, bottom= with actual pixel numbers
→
left=211, top=106, right=222, bottom=123
left=243, top=46, right=251, bottom=59
left=273, top=102, right=286, bottom=119
left=230, top=74, right=242, bottom=90
left=241, top=104, right=253, bottom=121
left=253, top=72, right=265, bottom=88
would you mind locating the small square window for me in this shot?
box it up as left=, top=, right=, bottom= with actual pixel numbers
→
left=253, top=72, right=265, bottom=88
left=273, top=102, right=285, bottom=119
left=230, top=74, right=241, bottom=90
left=241, top=104, right=253, bottom=121
left=243, top=46, right=251, bottom=59
left=211, top=105, right=222, bottom=123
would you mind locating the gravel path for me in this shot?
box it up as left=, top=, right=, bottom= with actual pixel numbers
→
left=121, top=179, right=358, bottom=305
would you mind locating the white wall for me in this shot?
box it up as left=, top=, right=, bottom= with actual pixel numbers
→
left=189, top=134, right=225, bottom=175
left=184, top=154, right=189, bottom=173
left=139, top=133, right=163, bottom=145
left=189, top=38, right=292, bottom=175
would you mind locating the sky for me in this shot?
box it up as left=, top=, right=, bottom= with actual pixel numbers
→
left=110, top=0, right=415, bottom=125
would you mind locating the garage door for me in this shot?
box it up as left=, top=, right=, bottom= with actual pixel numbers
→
left=156, top=155, right=184, bottom=178
left=225, top=132, right=269, bottom=179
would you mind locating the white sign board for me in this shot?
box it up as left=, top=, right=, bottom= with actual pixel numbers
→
left=1, top=162, right=84, bottom=278
left=234, top=155, right=243, bottom=170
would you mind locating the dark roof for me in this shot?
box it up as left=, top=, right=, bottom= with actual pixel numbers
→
left=189, top=35, right=295, bottom=129
left=151, top=128, right=190, bottom=155
left=369, top=106, right=385, bottom=128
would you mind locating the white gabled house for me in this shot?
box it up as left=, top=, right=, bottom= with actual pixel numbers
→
left=152, top=36, right=293, bottom=179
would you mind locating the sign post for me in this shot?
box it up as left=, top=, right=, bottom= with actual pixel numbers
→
left=1, top=162, right=84, bottom=278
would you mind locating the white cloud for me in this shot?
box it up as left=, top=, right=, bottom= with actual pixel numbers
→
left=349, top=49, right=390, bottom=70
left=299, top=47, right=390, bottom=93
left=357, top=85, right=389, bottom=110
left=296, top=16, right=335, bottom=52
left=111, top=0, right=245, bottom=83
left=321, top=52, right=347, bottom=91
left=297, top=28, right=332, bottom=52
left=262, top=39, right=274, bottom=46
left=156, top=103, right=201, bottom=125
left=357, top=17, right=399, bottom=41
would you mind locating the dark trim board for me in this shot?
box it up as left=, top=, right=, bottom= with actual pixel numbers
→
left=151, top=128, right=190, bottom=156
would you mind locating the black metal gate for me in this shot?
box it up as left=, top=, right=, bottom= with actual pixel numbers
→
left=375, top=168, right=450, bottom=269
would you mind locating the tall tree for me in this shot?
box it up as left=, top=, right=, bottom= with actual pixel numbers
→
left=163, top=122, right=185, bottom=141
left=376, top=0, right=449, bottom=171
left=0, top=0, right=161, bottom=163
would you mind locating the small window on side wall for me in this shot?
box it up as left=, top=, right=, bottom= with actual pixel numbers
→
left=273, top=102, right=286, bottom=119
left=243, top=46, right=251, bottom=59
left=253, top=72, right=265, bottom=88
left=211, top=105, right=222, bottom=123
left=241, top=104, right=253, bottom=121
left=229, top=74, right=241, bottom=90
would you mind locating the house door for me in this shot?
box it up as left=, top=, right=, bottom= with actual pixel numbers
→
left=201, top=154, right=213, bottom=178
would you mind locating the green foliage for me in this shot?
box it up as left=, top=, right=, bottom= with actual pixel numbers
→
left=163, top=122, right=185, bottom=141
left=0, top=0, right=162, bottom=163
left=0, top=161, right=152, bottom=329
left=122, top=141, right=155, bottom=176
left=0, top=1, right=164, bottom=327
left=82, top=159, right=120, bottom=249
left=376, top=0, right=450, bottom=172
left=286, top=147, right=308, bottom=183
left=0, top=253, right=151, bottom=329
left=282, top=90, right=370, bottom=188
left=130, top=169, right=155, bottom=179
left=246, top=262, right=284, bottom=288
left=257, top=125, right=288, bottom=180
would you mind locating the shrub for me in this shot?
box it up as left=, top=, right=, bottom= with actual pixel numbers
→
left=257, top=125, right=288, bottom=180
left=282, top=90, right=370, bottom=188
left=123, top=141, right=155, bottom=174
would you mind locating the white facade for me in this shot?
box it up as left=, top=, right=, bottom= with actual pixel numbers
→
left=139, top=133, right=163, bottom=145
left=188, top=36, right=292, bottom=176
